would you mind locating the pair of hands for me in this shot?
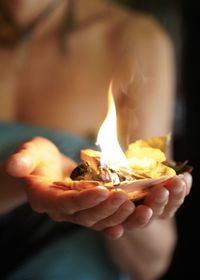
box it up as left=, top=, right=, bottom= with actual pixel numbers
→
left=6, top=137, right=192, bottom=240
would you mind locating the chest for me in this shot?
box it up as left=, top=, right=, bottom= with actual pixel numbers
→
left=0, top=26, right=127, bottom=137
left=28, top=40, right=113, bottom=132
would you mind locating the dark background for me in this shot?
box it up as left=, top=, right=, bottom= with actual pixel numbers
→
left=163, top=0, right=200, bottom=278
left=112, top=0, right=200, bottom=279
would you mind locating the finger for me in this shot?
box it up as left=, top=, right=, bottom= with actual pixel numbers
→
left=123, top=205, right=153, bottom=230
left=48, top=212, right=66, bottom=222
left=6, top=137, right=61, bottom=177
left=58, top=186, right=110, bottom=216
left=93, top=200, right=135, bottom=230
left=5, top=137, right=48, bottom=177
left=161, top=176, right=186, bottom=219
left=103, top=225, right=124, bottom=240
left=70, top=190, right=128, bottom=227
left=25, top=175, right=110, bottom=215
left=144, top=185, right=169, bottom=217
left=182, top=173, right=193, bottom=195
left=6, top=148, right=36, bottom=177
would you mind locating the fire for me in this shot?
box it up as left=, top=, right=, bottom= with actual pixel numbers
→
left=96, top=82, right=175, bottom=179
left=62, top=81, right=191, bottom=201
left=96, top=82, right=130, bottom=170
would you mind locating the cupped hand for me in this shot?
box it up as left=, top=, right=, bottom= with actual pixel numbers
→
left=104, top=172, right=192, bottom=239
left=5, top=137, right=134, bottom=237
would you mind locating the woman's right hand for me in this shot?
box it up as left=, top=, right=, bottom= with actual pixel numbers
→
left=6, top=137, right=135, bottom=239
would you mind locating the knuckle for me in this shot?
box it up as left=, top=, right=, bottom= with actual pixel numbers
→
left=85, top=220, right=96, bottom=227
left=49, top=213, right=64, bottom=222
left=92, top=225, right=102, bottom=231
left=60, top=205, right=76, bottom=215
left=67, top=209, right=76, bottom=215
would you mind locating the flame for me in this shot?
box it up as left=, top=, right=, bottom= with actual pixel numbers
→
left=96, top=82, right=130, bottom=170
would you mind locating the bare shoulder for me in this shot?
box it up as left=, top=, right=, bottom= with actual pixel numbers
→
left=104, top=4, right=176, bottom=91
left=107, top=4, right=174, bottom=57
left=106, top=6, right=177, bottom=139
left=128, top=11, right=175, bottom=59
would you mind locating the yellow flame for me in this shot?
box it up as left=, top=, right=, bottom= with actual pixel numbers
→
left=96, top=82, right=130, bottom=170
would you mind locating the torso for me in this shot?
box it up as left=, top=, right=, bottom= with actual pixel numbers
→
left=0, top=1, right=131, bottom=139
left=0, top=1, right=169, bottom=143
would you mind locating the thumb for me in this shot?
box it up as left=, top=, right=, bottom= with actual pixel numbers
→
left=6, top=144, right=37, bottom=178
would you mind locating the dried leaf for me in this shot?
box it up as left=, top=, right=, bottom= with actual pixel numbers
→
left=164, top=160, right=193, bottom=174
left=128, top=158, right=176, bottom=178
left=126, top=146, right=166, bottom=162
left=125, top=135, right=171, bottom=163
left=144, top=134, right=171, bottom=153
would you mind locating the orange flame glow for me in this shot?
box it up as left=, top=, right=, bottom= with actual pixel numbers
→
left=96, top=82, right=130, bottom=170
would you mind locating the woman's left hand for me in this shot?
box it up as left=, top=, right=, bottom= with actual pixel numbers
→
left=103, top=173, right=192, bottom=239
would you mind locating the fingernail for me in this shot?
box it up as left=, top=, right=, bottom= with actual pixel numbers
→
left=155, top=190, right=169, bottom=203
left=127, top=203, right=135, bottom=212
left=96, top=186, right=109, bottom=191
left=146, top=208, right=153, bottom=220
left=183, top=172, right=193, bottom=186
left=172, top=185, right=184, bottom=195
left=122, top=200, right=135, bottom=211
left=95, top=192, right=109, bottom=202
left=112, top=197, right=126, bottom=206
left=138, top=208, right=153, bottom=225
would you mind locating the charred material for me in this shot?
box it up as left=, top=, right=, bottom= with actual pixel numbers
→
left=70, top=161, right=143, bottom=185
left=70, top=162, right=100, bottom=181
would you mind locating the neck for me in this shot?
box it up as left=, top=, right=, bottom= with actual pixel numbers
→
left=1, top=0, right=63, bottom=27
left=0, top=0, right=111, bottom=47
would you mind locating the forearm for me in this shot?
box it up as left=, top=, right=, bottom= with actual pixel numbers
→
left=0, top=162, right=27, bottom=214
left=106, top=218, right=177, bottom=280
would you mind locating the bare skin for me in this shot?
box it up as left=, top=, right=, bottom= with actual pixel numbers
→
left=3, top=137, right=192, bottom=280
left=0, top=1, right=193, bottom=280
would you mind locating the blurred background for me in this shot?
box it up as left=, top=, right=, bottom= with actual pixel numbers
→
left=0, top=0, right=199, bottom=278
left=111, top=0, right=199, bottom=279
